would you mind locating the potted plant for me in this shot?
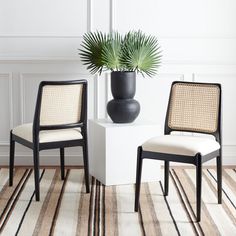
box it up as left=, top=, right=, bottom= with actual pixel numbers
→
left=79, top=30, right=162, bottom=123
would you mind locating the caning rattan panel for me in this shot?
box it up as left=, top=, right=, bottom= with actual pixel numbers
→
left=168, top=83, right=220, bottom=133
left=40, top=84, right=83, bottom=125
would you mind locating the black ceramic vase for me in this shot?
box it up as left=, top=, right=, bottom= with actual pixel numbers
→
left=107, top=71, right=140, bottom=123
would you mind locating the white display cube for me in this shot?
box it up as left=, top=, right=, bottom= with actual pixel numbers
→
left=88, top=119, right=161, bottom=185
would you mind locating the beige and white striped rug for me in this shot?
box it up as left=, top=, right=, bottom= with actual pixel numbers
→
left=0, top=168, right=235, bottom=236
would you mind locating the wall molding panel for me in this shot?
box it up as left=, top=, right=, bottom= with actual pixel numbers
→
left=0, top=0, right=235, bottom=165
left=0, top=73, right=13, bottom=145
left=0, top=71, right=94, bottom=165
left=19, top=74, right=25, bottom=125
left=0, top=66, right=234, bottom=165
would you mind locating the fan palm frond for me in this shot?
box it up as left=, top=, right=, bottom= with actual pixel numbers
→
left=79, top=31, right=107, bottom=74
left=121, top=30, right=162, bottom=77
left=101, top=32, right=123, bottom=71
left=79, top=30, right=162, bottom=77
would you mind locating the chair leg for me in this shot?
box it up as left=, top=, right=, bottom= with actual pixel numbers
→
left=33, top=146, right=40, bottom=201
left=134, top=146, right=143, bottom=212
left=60, top=148, right=65, bottom=180
left=196, top=156, right=202, bottom=222
left=164, top=161, right=169, bottom=196
left=217, top=153, right=222, bottom=204
left=9, top=132, right=15, bottom=186
left=82, top=133, right=90, bottom=193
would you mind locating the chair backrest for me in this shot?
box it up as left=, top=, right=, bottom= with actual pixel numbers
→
left=33, top=80, right=87, bottom=131
left=165, top=81, right=221, bottom=141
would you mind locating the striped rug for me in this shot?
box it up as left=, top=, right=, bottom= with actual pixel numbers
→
left=0, top=168, right=235, bottom=236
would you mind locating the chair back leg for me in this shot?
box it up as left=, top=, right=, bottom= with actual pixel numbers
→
left=60, top=148, right=65, bottom=180
left=164, top=161, right=169, bottom=196
left=9, top=132, right=15, bottom=186
left=82, top=134, right=90, bottom=193
left=134, top=146, right=143, bottom=212
left=196, top=156, right=202, bottom=222
left=33, top=146, right=40, bottom=201
left=217, top=153, right=222, bottom=204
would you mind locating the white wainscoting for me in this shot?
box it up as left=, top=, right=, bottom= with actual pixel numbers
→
left=0, top=65, right=235, bottom=165
left=0, top=70, right=95, bottom=166
left=0, top=0, right=235, bottom=165
left=0, top=73, right=13, bottom=145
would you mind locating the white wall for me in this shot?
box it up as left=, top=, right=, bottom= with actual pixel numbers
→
left=0, top=0, right=235, bottom=165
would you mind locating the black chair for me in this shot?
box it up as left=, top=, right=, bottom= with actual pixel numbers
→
left=9, top=80, right=90, bottom=201
left=134, top=81, right=222, bottom=222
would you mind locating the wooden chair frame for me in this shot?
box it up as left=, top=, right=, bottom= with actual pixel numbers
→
left=134, top=81, right=222, bottom=222
left=9, top=80, right=90, bottom=201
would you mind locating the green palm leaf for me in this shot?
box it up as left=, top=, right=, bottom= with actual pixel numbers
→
left=121, top=30, right=162, bottom=77
left=79, top=31, right=107, bottom=74
left=79, top=30, right=162, bottom=77
left=101, top=32, right=123, bottom=71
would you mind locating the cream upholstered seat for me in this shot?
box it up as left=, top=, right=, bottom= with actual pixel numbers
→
left=12, top=123, right=82, bottom=143
left=134, top=81, right=222, bottom=222
left=142, top=135, right=220, bottom=156
left=9, top=80, right=90, bottom=202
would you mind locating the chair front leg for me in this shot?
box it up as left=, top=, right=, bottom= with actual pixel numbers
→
left=196, top=155, right=202, bottom=222
left=217, top=152, right=222, bottom=204
left=164, top=161, right=169, bottom=196
left=134, top=146, right=143, bottom=212
left=9, top=131, right=15, bottom=186
left=60, top=148, right=65, bottom=180
left=33, top=145, right=40, bottom=201
left=82, top=133, right=90, bottom=193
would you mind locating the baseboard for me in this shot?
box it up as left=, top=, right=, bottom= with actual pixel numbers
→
left=0, top=165, right=84, bottom=168
left=0, top=154, right=84, bottom=166
left=1, top=165, right=235, bottom=169
left=159, top=156, right=236, bottom=167
left=0, top=154, right=234, bottom=167
left=0, top=144, right=84, bottom=166
left=0, top=144, right=235, bottom=166
left=160, top=165, right=236, bottom=169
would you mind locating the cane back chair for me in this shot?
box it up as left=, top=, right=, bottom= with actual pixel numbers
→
left=134, top=81, right=222, bottom=222
left=9, top=80, right=90, bottom=201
